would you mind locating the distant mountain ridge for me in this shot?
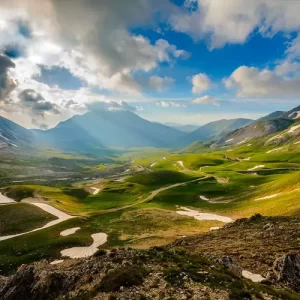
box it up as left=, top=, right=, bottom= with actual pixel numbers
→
left=257, top=111, right=284, bottom=122
left=1, top=104, right=299, bottom=153
left=179, top=118, right=253, bottom=146
left=164, top=123, right=199, bottom=133
left=33, top=110, right=184, bottom=150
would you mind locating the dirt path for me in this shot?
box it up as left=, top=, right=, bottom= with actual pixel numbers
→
left=103, top=177, right=207, bottom=214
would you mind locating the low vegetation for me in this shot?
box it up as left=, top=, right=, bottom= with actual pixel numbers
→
left=0, top=203, right=56, bottom=236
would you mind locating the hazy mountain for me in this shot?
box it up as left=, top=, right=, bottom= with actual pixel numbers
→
left=0, top=116, right=35, bottom=154
left=257, top=111, right=284, bottom=122
left=212, top=118, right=294, bottom=147
left=179, top=118, right=253, bottom=146
left=33, top=110, right=184, bottom=150
left=165, top=123, right=199, bottom=133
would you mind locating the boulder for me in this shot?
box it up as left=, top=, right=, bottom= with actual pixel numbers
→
left=273, top=253, right=300, bottom=292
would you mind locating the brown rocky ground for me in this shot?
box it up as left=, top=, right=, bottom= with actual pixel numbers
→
left=1, top=215, right=300, bottom=300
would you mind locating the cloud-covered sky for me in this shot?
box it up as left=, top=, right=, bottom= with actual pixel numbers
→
left=0, top=0, right=299, bottom=128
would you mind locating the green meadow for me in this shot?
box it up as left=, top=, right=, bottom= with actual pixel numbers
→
left=0, top=135, right=299, bottom=274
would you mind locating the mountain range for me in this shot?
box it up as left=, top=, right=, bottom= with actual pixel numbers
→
left=0, top=105, right=299, bottom=153
left=212, top=105, right=300, bottom=147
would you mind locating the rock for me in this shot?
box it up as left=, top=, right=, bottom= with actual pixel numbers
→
left=216, top=256, right=242, bottom=277
left=273, top=253, right=300, bottom=292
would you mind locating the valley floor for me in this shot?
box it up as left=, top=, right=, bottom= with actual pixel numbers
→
left=0, top=139, right=299, bottom=281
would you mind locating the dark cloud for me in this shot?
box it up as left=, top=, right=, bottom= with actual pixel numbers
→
left=19, top=89, right=44, bottom=103
left=18, top=89, right=60, bottom=115
left=0, top=54, right=16, bottom=100
left=0, top=54, right=15, bottom=73
left=4, top=45, right=24, bottom=59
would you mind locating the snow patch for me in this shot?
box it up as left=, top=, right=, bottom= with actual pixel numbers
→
left=266, top=147, right=284, bottom=154
left=199, top=195, right=210, bottom=201
left=225, top=139, right=234, bottom=143
left=242, top=270, right=265, bottom=283
left=0, top=134, right=10, bottom=141
left=61, top=233, right=107, bottom=258
left=177, top=161, right=184, bottom=168
left=288, top=124, right=300, bottom=133
left=90, top=187, right=101, bottom=195
left=50, top=260, right=64, bottom=265
left=243, top=157, right=251, bottom=161
left=236, top=138, right=248, bottom=145
left=60, top=227, right=81, bottom=236
left=0, top=193, right=15, bottom=204
left=150, top=162, right=157, bottom=167
left=288, top=111, right=300, bottom=119
left=176, top=207, right=233, bottom=223
left=248, top=165, right=265, bottom=171
left=210, top=227, right=220, bottom=231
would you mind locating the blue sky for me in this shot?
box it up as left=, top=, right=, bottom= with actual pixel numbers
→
left=0, top=0, right=300, bottom=128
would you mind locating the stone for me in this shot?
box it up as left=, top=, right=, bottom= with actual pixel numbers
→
left=273, top=253, right=300, bottom=292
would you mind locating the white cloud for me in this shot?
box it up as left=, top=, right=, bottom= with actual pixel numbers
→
left=0, top=0, right=188, bottom=96
left=193, top=95, right=219, bottom=106
left=86, top=100, right=143, bottom=113
left=191, top=73, right=211, bottom=93
left=156, top=100, right=186, bottom=108
left=148, top=75, right=175, bottom=92
left=0, top=0, right=191, bottom=127
left=170, top=0, right=300, bottom=49
left=225, top=65, right=300, bottom=97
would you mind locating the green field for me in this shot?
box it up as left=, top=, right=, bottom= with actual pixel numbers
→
left=0, top=133, right=299, bottom=274
left=0, top=203, right=56, bottom=236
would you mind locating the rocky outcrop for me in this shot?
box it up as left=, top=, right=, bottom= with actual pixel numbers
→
left=273, top=253, right=300, bottom=292
left=2, top=247, right=297, bottom=300
left=216, top=256, right=242, bottom=277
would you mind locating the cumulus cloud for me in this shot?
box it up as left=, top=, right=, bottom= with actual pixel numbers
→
left=87, top=100, right=143, bottom=113
left=0, top=0, right=188, bottom=95
left=224, top=31, right=300, bottom=99
left=156, top=100, right=186, bottom=108
left=191, top=73, right=211, bottom=94
left=18, top=88, right=60, bottom=115
left=148, top=76, right=175, bottom=92
left=225, top=65, right=300, bottom=97
left=193, top=95, right=219, bottom=106
left=0, top=0, right=193, bottom=128
left=170, top=0, right=300, bottom=48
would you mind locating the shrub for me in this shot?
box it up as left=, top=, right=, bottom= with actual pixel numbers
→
left=98, top=265, right=148, bottom=292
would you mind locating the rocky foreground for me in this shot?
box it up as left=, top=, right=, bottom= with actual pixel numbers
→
left=1, top=214, right=300, bottom=300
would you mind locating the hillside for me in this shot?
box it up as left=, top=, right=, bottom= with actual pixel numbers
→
left=280, top=105, right=300, bottom=120
left=212, top=118, right=294, bottom=147
left=166, top=123, right=199, bottom=133
left=33, top=110, right=184, bottom=150
left=257, top=111, right=284, bottom=122
left=179, top=118, right=253, bottom=146
left=0, top=116, right=36, bottom=155
left=1, top=215, right=300, bottom=299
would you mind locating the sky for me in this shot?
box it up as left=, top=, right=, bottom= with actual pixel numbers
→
left=0, top=0, right=300, bottom=129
